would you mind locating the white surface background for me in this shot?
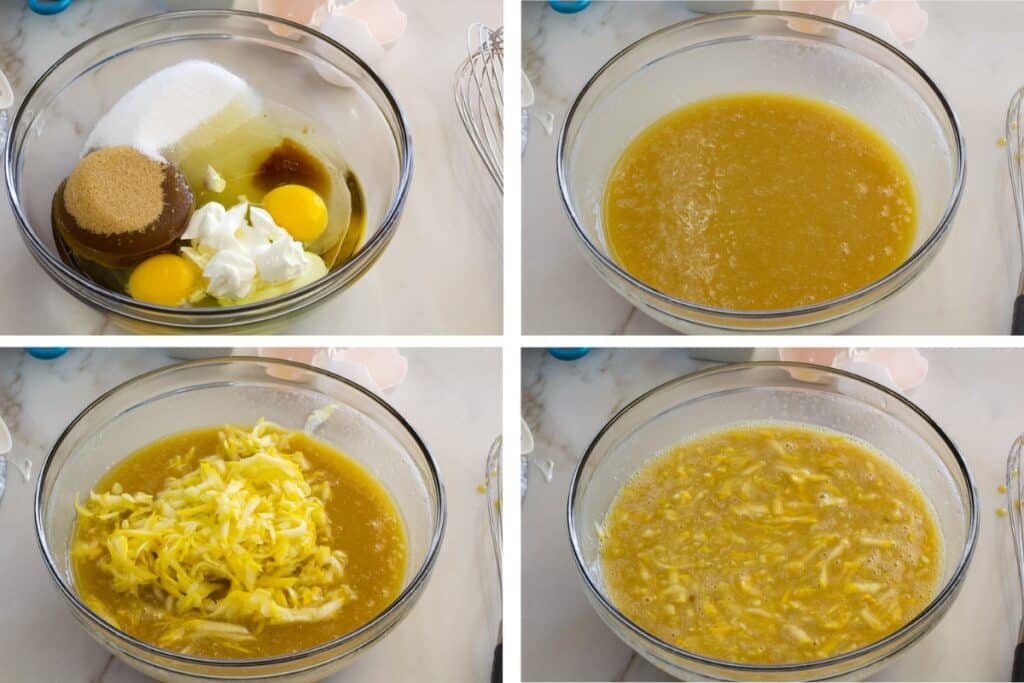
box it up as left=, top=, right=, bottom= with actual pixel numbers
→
left=522, top=348, right=1017, bottom=681
left=521, top=1, right=1021, bottom=335
left=0, top=348, right=502, bottom=682
left=0, top=0, right=502, bottom=335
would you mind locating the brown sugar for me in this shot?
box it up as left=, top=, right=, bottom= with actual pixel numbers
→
left=64, top=146, right=165, bottom=235
left=53, top=147, right=194, bottom=269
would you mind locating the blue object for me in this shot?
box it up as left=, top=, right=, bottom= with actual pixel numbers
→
left=28, top=0, right=72, bottom=15
left=549, top=348, right=591, bottom=361
left=27, top=348, right=69, bottom=360
left=550, top=1, right=591, bottom=13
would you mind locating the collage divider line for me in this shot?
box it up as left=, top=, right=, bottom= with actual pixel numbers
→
left=502, top=2, right=524, bottom=681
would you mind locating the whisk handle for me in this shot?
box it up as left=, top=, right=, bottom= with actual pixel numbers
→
left=1013, top=641, right=1024, bottom=681
left=491, top=642, right=502, bottom=683
left=1013, top=295, right=1024, bottom=335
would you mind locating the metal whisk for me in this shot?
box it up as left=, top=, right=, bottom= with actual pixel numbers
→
left=455, top=24, right=503, bottom=192
left=485, top=436, right=503, bottom=683
left=1005, top=88, right=1024, bottom=333
left=1006, top=435, right=1024, bottom=680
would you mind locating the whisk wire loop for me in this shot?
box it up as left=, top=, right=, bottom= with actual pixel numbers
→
left=455, top=24, right=504, bottom=191
left=1007, top=434, right=1024, bottom=640
left=1006, top=88, right=1024, bottom=293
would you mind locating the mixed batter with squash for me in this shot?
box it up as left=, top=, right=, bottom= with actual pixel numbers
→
left=603, top=93, right=917, bottom=311
left=71, top=422, right=406, bottom=658
left=599, top=422, right=941, bottom=664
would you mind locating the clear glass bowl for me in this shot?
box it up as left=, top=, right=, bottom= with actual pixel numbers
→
left=5, top=10, right=412, bottom=334
left=557, top=11, right=965, bottom=334
left=35, top=357, right=445, bottom=682
left=568, top=362, right=978, bottom=680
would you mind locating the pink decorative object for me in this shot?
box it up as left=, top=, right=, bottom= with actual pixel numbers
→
left=255, top=347, right=408, bottom=392
left=311, top=1, right=407, bottom=86
left=255, top=0, right=407, bottom=68
left=840, top=1, right=928, bottom=44
left=837, top=9, right=900, bottom=45
left=337, top=0, right=408, bottom=46
left=779, top=0, right=843, bottom=14
left=325, top=348, right=409, bottom=392
left=257, top=0, right=330, bottom=37
left=779, top=0, right=843, bottom=33
left=257, top=347, right=324, bottom=380
left=778, top=348, right=844, bottom=382
left=779, top=0, right=928, bottom=48
left=778, top=348, right=845, bottom=366
left=778, top=347, right=928, bottom=393
left=836, top=348, right=929, bottom=392
left=258, top=0, right=326, bottom=26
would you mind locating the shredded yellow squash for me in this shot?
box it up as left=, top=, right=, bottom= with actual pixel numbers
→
left=72, top=422, right=354, bottom=647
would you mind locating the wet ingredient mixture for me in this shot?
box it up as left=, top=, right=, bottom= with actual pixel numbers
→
left=71, top=423, right=406, bottom=658
left=603, top=93, right=917, bottom=311
left=51, top=60, right=366, bottom=308
left=600, top=423, right=941, bottom=664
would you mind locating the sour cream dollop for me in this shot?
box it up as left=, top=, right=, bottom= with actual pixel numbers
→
left=182, top=200, right=326, bottom=302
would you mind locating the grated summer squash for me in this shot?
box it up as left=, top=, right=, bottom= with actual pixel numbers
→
left=72, top=422, right=356, bottom=650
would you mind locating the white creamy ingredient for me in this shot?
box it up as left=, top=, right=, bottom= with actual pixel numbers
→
left=182, top=201, right=315, bottom=300
left=83, top=60, right=261, bottom=161
left=204, top=165, right=227, bottom=193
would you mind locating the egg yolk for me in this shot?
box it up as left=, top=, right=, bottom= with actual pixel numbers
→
left=262, top=184, right=328, bottom=243
left=128, top=254, right=200, bottom=306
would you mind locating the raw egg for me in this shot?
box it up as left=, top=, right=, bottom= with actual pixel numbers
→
left=128, top=254, right=201, bottom=306
left=262, top=184, right=328, bottom=243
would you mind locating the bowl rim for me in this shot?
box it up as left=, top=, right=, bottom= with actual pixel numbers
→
left=556, top=9, right=967, bottom=325
left=566, top=360, right=979, bottom=675
left=33, top=355, right=447, bottom=671
left=4, top=9, right=414, bottom=324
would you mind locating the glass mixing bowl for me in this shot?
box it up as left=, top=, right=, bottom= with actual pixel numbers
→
left=35, top=357, right=445, bottom=682
left=557, top=11, right=965, bottom=334
left=568, top=362, right=978, bottom=680
left=5, top=10, right=412, bottom=334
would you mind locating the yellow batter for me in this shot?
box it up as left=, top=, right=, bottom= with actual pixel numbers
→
left=603, top=93, right=917, bottom=311
left=600, top=423, right=941, bottom=664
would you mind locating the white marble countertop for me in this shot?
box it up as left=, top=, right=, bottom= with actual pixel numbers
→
left=522, top=348, right=1018, bottom=681
left=0, top=347, right=501, bottom=682
left=0, top=0, right=501, bottom=335
left=522, top=1, right=1021, bottom=335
